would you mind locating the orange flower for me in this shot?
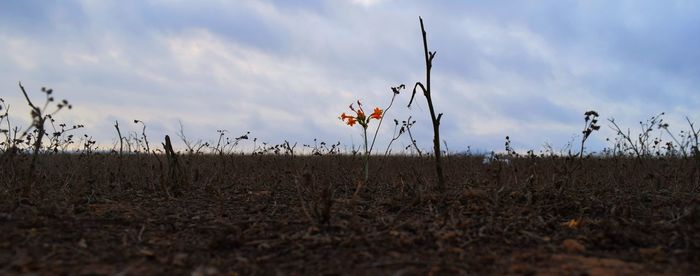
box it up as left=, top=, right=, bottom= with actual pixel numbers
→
left=340, top=100, right=383, bottom=129
left=370, top=107, right=382, bottom=119
left=356, top=109, right=366, bottom=121
left=340, top=112, right=358, bottom=126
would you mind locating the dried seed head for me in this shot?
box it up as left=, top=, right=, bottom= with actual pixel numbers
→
left=391, top=84, right=405, bottom=94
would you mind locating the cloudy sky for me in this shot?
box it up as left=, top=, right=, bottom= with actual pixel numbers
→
left=1, top=0, right=699, bottom=154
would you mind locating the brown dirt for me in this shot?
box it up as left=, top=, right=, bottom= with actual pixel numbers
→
left=1, top=154, right=699, bottom=275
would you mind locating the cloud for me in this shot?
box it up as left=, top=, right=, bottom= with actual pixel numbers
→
left=351, top=0, right=387, bottom=7
left=0, top=0, right=698, bottom=154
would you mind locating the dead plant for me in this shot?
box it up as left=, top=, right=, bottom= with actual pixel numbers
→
left=408, top=17, right=445, bottom=191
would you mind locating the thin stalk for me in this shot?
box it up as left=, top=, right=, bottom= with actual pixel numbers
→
left=369, top=90, right=399, bottom=154
left=114, top=121, right=123, bottom=156
left=363, top=127, right=369, bottom=182
left=384, top=123, right=401, bottom=156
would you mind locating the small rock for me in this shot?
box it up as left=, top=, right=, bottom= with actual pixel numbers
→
left=78, top=238, right=88, bottom=248
left=463, top=188, right=488, bottom=199
left=79, top=264, right=115, bottom=275
left=0, top=212, right=11, bottom=220
left=509, top=263, right=535, bottom=275
left=562, top=239, right=586, bottom=253
left=139, top=249, right=155, bottom=258
left=172, top=253, right=188, bottom=266
left=191, top=265, right=219, bottom=276
left=639, top=247, right=665, bottom=262
left=438, top=231, right=459, bottom=241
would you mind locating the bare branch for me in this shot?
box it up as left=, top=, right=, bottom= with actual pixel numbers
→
left=408, top=82, right=426, bottom=108
left=18, top=82, right=38, bottom=112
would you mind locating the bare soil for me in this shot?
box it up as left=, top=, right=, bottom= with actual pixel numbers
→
left=1, top=154, right=699, bottom=275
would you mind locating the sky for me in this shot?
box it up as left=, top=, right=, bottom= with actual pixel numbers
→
left=1, top=0, right=699, bottom=154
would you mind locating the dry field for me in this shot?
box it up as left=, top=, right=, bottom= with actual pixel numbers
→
left=1, top=153, right=699, bottom=275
